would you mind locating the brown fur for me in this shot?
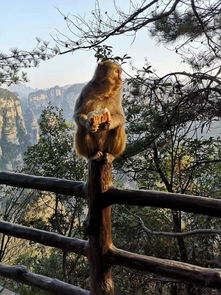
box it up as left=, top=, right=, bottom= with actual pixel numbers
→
left=74, top=61, right=126, bottom=161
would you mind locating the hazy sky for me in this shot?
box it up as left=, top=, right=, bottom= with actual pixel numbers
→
left=1, top=0, right=186, bottom=89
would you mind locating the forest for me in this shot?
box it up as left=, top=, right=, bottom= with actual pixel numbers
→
left=0, top=1, right=221, bottom=294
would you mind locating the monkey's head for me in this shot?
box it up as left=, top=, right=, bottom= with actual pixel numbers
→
left=93, top=61, right=122, bottom=91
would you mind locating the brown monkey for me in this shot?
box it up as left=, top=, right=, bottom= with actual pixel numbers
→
left=74, top=60, right=126, bottom=162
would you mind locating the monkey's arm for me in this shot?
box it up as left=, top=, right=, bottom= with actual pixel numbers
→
left=76, top=113, right=88, bottom=127
left=75, top=112, right=99, bottom=133
left=108, top=112, right=125, bottom=129
left=74, top=111, right=88, bottom=127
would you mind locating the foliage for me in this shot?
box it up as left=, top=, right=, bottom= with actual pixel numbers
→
left=0, top=106, right=88, bottom=294
left=16, top=248, right=88, bottom=293
left=149, top=1, right=221, bottom=71
left=0, top=40, right=59, bottom=86
left=94, top=44, right=131, bottom=64
left=111, top=63, right=221, bottom=293
left=22, top=105, right=87, bottom=237
left=23, top=104, right=86, bottom=180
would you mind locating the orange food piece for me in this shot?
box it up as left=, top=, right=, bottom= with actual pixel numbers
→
left=88, top=109, right=110, bottom=125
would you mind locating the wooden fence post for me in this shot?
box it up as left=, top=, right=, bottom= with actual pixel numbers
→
left=87, top=160, right=114, bottom=295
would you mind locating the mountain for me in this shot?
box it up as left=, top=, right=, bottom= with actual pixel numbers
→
left=0, top=83, right=84, bottom=170
left=27, top=83, right=84, bottom=122
left=23, top=83, right=84, bottom=144
left=9, top=83, right=84, bottom=145
left=9, top=84, right=38, bottom=113
left=0, top=88, right=28, bottom=170
left=9, top=84, right=37, bottom=97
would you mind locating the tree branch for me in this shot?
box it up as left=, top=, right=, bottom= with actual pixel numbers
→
left=137, top=215, right=221, bottom=238
left=58, top=0, right=181, bottom=54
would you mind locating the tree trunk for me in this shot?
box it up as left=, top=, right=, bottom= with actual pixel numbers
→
left=172, top=211, right=188, bottom=262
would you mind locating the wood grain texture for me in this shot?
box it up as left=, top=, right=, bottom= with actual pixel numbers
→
left=103, top=188, right=221, bottom=217
left=0, top=263, right=89, bottom=295
left=87, top=160, right=114, bottom=295
left=110, top=248, right=221, bottom=289
left=0, top=220, right=87, bottom=255
left=0, top=171, right=86, bottom=198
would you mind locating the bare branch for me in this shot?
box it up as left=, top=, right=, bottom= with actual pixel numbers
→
left=57, top=0, right=181, bottom=55
left=157, top=71, right=221, bottom=85
left=123, top=206, right=221, bottom=238
left=137, top=215, right=221, bottom=238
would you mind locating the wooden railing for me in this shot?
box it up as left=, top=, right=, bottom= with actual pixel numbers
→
left=0, top=160, right=221, bottom=294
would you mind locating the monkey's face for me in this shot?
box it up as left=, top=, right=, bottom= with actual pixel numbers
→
left=94, top=61, right=122, bottom=91
left=97, top=61, right=121, bottom=78
left=111, top=67, right=122, bottom=82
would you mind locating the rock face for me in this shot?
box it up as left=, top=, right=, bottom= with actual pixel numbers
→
left=0, top=88, right=28, bottom=170
left=22, top=84, right=84, bottom=144
left=27, top=84, right=84, bottom=122
left=1, top=83, right=84, bottom=170
left=24, top=107, right=39, bottom=145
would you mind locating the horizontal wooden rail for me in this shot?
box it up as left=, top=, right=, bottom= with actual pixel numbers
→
left=0, top=263, right=89, bottom=295
left=0, top=220, right=220, bottom=291
left=103, top=188, right=221, bottom=218
left=110, top=248, right=221, bottom=289
left=0, top=220, right=87, bottom=255
left=1, top=171, right=221, bottom=293
left=1, top=172, right=221, bottom=218
left=0, top=172, right=86, bottom=198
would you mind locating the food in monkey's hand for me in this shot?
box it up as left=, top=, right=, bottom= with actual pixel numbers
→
left=87, top=108, right=109, bottom=123
left=87, top=108, right=111, bottom=132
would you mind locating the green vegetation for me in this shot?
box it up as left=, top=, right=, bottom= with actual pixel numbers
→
left=0, top=106, right=88, bottom=294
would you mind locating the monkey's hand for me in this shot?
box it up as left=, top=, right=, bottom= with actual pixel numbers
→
left=103, top=108, right=112, bottom=129
left=86, top=120, right=99, bottom=133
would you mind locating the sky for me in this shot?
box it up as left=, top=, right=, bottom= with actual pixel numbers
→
left=1, top=0, right=186, bottom=89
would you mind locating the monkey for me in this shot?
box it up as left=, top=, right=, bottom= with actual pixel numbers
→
left=74, top=60, right=126, bottom=163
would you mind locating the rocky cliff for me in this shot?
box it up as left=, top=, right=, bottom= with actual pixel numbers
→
left=27, top=83, right=84, bottom=122
left=0, top=88, right=28, bottom=170
left=22, top=83, right=84, bottom=144
left=1, top=83, right=84, bottom=170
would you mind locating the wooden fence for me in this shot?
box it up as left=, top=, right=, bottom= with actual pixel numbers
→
left=0, top=160, right=220, bottom=294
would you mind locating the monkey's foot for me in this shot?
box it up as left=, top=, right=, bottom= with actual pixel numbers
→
left=90, top=151, right=104, bottom=161
left=104, top=153, right=114, bottom=164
